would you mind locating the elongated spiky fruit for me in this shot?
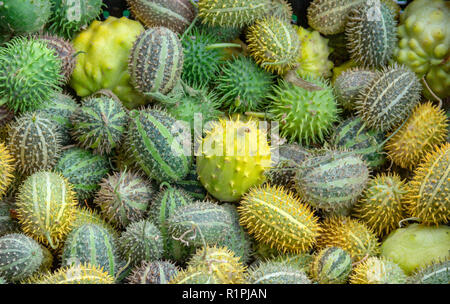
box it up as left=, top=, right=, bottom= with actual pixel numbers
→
left=334, top=68, right=377, bottom=110
left=0, top=142, right=14, bottom=197
left=238, top=185, right=321, bottom=254
left=0, top=0, right=51, bottom=35
left=127, top=260, right=179, bottom=284
left=350, top=257, right=407, bottom=284
left=310, top=247, right=352, bottom=284
left=247, top=261, right=311, bottom=284
left=408, top=259, right=449, bottom=284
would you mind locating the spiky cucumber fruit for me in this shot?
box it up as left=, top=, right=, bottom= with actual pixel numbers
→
left=0, top=142, right=14, bottom=198
left=269, top=78, right=339, bottom=145
left=318, top=216, right=380, bottom=263
left=266, top=0, right=293, bottom=22
left=247, top=261, right=311, bottom=284
left=331, top=117, right=385, bottom=168
left=334, top=68, right=377, bottom=110
left=408, top=259, right=449, bottom=284
left=0, top=0, right=51, bottom=35
left=403, top=143, right=449, bottom=225
left=350, top=257, right=407, bottom=284
left=129, top=108, right=190, bottom=183
left=0, top=37, right=63, bottom=113
left=8, top=112, right=62, bottom=175
left=310, top=247, right=352, bottom=284
left=386, top=102, right=449, bottom=170
left=238, top=185, right=320, bottom=254
left=0, top=199, right=19, bottom=237
left=72, top=207, right=119, bottom=239
left=118, top=219, right=163, bottom=267
left=173, top=165, right=208, bottom=200
left=198, top=0, right=270, bottom=28
left=247, top=16, right=301, bottom=75
left=355, top=64, right=422, bottom=132
left=127, top=260, right=178, bottom=284
left=307, top=0, right=366, bottom=35
left=0, top=233, right=44, bottom=282
left=196, top=117, right=271, bottom=202
left=71, top=96, right=128, bottom=155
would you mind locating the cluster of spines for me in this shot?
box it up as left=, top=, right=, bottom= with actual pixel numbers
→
left=349, top=256, right=407, bottom=284
left=0, top=142, right=14, bottom=197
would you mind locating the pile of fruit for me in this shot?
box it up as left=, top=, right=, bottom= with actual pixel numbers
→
left=0, top=0, right=448, bottom=284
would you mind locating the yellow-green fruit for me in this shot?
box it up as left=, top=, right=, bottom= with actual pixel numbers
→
left=238, top=185, right=321, bottom=254
left=0, top=142, right=14, bottom=198
left=386, top=102, right=448, bottom=170
left=70, top=17, right=147, bottom=109
left=350, top=257, right=407, bottom=284
left=169, top=265, right=224, bottom=284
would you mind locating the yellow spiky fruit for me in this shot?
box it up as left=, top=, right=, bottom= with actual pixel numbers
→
left=0, top=142, right=14, bottom=197
left=350, top=256, right=407, bottom=284
left=317, top=216, right=380, bottom=262
left=403, top=143, right=450, bottom=225
left=238, top=184, right=321, bottom=254
left=386, top=102, right=448, bottom=170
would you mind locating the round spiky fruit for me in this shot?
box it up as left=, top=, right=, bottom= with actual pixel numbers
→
left=0, top=142, right=14, bottom=198
left=310, top=247, right=352, bottom=284
left=403, top=143, right=449, bottom=225
left=16, top=171, right=78, bottom=249
left=266, top=0, right=293, bottom=22
left=8, top=112, right=62, bottom=175
left=72, top=207, right=119, bottom=239
left=0, top=233, right=44, bottom=282
left=408, top=259, right=449, bottom=284
left=196, top=117, right=271, bottom=202
left=269, top=78, right=339, bottom=145
left=386, top=102, right=449, bottom=170
left=317, top=216, right=380, bottom=263
left=0, top=0, right=51, bottom=35
left=247, top=261, right=311, bottom=284
left=238, top=185, right=320, bottom=254
left=0, top=37, right=63, bottom=113
left=247, top=16, right=301, bottom=75
left=350, top=256, right=407, bottom=284
left=355, top=64, right=422, bottom=132
left=71, top=96, right=128, bottom=155
left=127, top=260, right=179, bottom=284
left=334, top=68, right=377, bottom=110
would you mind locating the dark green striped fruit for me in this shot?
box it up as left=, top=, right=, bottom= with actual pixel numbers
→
left=310, top=247, right=352, bottom=284
left=173, top=165, right=208, bottom=200
left=127, top=260, right=179, bottom=284
left=247, top=261, right=311, bottom=284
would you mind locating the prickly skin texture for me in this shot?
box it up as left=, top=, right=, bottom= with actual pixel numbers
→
left=198, top=23, right=242, bottom=42
left=247, top=261, right=311, bottom=284
left=0, top=199, right=19, bottom=237
left=408, top=258, right=449, bottom=284
left=0, top=142, right=14, bottom=198
left=127, top=260, right=179, bottom=284
left=169, top=264, right=226, bottom=284
left=0, top=0, right=51, bottom=35
left=310, top=247, right=352, bottom=284
left=334, top=68, right=377, bottom=110
left=350, top=257, right=407, bottom=284
left=266, top=0, right=293, bottom=22
left=72, top=207, right=119, bottom=239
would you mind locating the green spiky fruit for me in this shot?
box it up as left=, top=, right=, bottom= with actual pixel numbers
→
left=55, top=148, right=110, bottom=201
left=0, top=0, right=52, bottom=35
left=173, top=165, right=208, bottom=200
left=129, top=108, right=190, bottom=183
left=196, top=117, right=271, bottom=202
left=247, top=16, right=301, bottom=75
left=71, top=96, right=128, bottom=155
left=215, top=56, right=274, bottom=113
left=408, top=259, right=449, bottom=284
left=198, top=23, right=242, bottom=42
left=198, top=0, right=270, bottom=28
left=269, top=78, right=339, bottom=145
left=330, top=117, right=385, bottom=168
left=386, top=102, right=449, bottom=170
left=318, top=216, right=380, bottom=263
left=127, top=260, right=179, bottom=284
left=310, top=247, right=352, bottom=284
left=355, top=64, right=422, bottom=132
left=8, top=112, right=62, bottom=175
left=118, top=219, right=163, bottom=267
left=0, top=37, right=63, bottom=113
left=266, top=0, right=293, bottom=22
left=0, top=142, right=14, bottom=197
left=334, top=68, right=377, bottom=110
left=345, top=1, right=398, bottom=67
left=16, top=171, right=78, bottom=249
left=0, top=199, right=19, bottom=236
left=247, top=261, right=311, bottom=284
left=72, top=207, right=119, bottom=239
left=350, top=256, right=407, bottom=284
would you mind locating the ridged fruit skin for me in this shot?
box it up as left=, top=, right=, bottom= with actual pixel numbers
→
left=331, top=117, right=385, bottom=168
left=0, top=233, right=43, bottom=282
left=345, top=1, right=398, bottom=67
left=72, top=207, right=119, bottom=239
left=353, top=173, right=406, bottom=237
left=380, top=224, right=450, bottom=275
left=47, top=0, right=104, bottom=39
left=16, top=171, right=78, bottom=249
left=350, top=257, right=407, bottom=284
left=294, top=26, right=334, bottom=79
left=238, top=185, right=320, bottom=254
left=310, top=247, right=352, bottom=284
left=247, top=17, right=301, bottom=75
left=127, top=0, right=195, bottom=34
left=62, top=224, right=119, bottom=277
left=403, top=143, right=449, bottom=225
left=318, top=216, right=380, bottom=262
left=129, top=27, right=184, bottom=96
left=55, top=148, right=110, bottom=201
left=0, top=37, right=63, bottom=113
left=334, top=68, right=377, bottom=110
left=8, top=112, right=62, bottom=175
left=128, top=108, right=190, bottom=183
left=215, top=56, right=274, bottom=113
left=386, top=102, right=449, bottom=170
left=70, top=17, right=147, bottom=109
left=0, top=142, right=14, bottom=197
left=0, top=200, right=19, bottom=236
left=294, top=150, right=370, bottom=214
left=71, top=96, right=128, bottom=155
left=118, top=220, right=163, bottom=267
left=196, top=117, right=271, bottom=202
left=247, top=261, right=311, bottom=284
left=408, top=259, right=449, bottom=284
left=267, top=0, right=293, bottom=22
left=355, top=64, right=422, bottom=132
left=307, top=0, right=366, bottom=35
left=269, top=78, right=339, bottom=145
left=127, top=260, right=179, bottom=284
left=394, top=0, right=450, bottom=99
left=0, top=0, right=51, bottom=35
left=198, top=0, right=270, bottom=28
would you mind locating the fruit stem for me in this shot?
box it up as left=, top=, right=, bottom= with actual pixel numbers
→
left=421, top=76, right=442, bottom=108
left=283, top=70, right=324, bottom=91
left=379, top=110, right=414, bottom=147
left=115, top=257, right=131, bottom=281
left=399, top=217, right=421, bottom=228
